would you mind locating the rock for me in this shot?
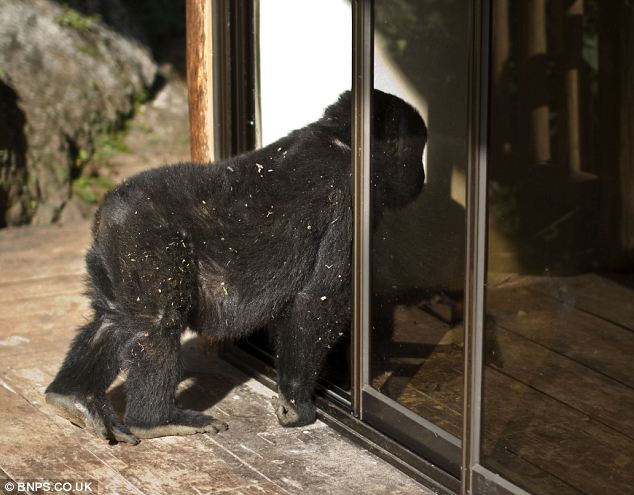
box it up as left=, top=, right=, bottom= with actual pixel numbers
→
left=0, top=0, right=157, bottom=226
left=0, top=80, right=29, bottom=227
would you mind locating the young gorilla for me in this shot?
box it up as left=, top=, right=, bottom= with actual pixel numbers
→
left=45, top=90, right=427, bottom=444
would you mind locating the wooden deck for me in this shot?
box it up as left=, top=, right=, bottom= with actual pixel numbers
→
left=3, top=219, right=631, bottom=495
left=0, top=222, right=430, bottom=495
left=375, top=274, right=634, bottom=495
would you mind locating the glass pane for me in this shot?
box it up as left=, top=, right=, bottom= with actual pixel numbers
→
left=259, top=0, right=351, bottom=146
left=244, top=0, right=352, bottom=392
left=483, top=2, right=634, bottom=494
left=370, top=0, right=470, bottom=436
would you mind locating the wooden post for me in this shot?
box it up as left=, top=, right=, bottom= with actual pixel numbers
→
left=564, top=0, right=584, bottom=173
left=522, top=0, right=551, bottom=166
left=186, top=0, right=215, bottom=163
left=491, top=0, right=511, bottom=166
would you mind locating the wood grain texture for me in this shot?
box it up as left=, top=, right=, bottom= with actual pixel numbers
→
left=528, top=273, right=634, bottom=331
left=186, top=0, right=214, bottom=163
left=488, top=285, right=634, bottom=387
left=482, top=368, right=633, bottom=495
left=378, top=270, right=634, bottom=495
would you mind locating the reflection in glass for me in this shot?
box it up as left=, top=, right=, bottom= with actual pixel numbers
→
left=484, top=2, right=634, bottom=494
left=370, top=0, right=470, bottom=437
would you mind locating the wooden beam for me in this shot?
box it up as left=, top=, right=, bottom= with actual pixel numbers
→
left=186, top=0, right=215, bottom=163
left=564, top=0, right=584, bottom=173
left=524, top=0, right=551, bottom=165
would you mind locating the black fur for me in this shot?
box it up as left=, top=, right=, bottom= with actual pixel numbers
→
left=45, top=90, right=427, bottom=443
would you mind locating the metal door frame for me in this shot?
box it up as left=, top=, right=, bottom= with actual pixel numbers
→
left=460, top=0, right=532, bottom=493
left=351, top=0, right=462, bottom=479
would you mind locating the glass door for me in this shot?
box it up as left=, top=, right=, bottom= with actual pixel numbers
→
left=227, top=0, right=355, bottom=398
left=355, top=0, right=473, bottom=481
left=464, top=1, right=634, bottom=494
left=481, top=1, right=634, bottom=493
left=215, top=1, right=475, bottom=490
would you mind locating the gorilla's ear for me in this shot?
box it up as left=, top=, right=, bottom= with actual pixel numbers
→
left=324, top=90, right=352, bottom=118
left=318, top=90, right=353, bottom=143
left=322, top=90, right=352, bottom=124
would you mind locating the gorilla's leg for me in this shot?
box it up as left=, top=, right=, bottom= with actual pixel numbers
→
left=46, top=314, right=138, bottom=444
left=122, top=312, right=228, bottom=439
left=272, top=291, right=347, bottom=427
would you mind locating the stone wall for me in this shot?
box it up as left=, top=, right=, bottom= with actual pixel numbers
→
left=0, top=0, right=157, bottom=226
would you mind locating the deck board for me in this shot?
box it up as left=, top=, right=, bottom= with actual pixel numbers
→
left=492, top=327, right=634, bottom=438
left=488, top=286, right=634, bottom=387
left=482, top=368, right=633, bottom=495
left=527, top=274, right=634, bottom=331
left=395, top=347, right=463, bottom=438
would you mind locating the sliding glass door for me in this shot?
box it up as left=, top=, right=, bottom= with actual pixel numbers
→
left=464, top=1, right=634, bottom=494
left=479, top=1, right=634, bottom=493
left=359, top=0, right=472, bottom=479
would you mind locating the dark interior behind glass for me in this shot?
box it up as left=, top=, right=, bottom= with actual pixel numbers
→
left=370, top=0, right=470, bottom=438
left=483, top=1, right=634, bottom=493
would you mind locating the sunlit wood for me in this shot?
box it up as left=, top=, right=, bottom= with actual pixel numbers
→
left=186, top=0, right=215, bottom=163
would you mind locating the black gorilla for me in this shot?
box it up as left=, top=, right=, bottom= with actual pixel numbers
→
left=45, top=90, right=427, bottom=444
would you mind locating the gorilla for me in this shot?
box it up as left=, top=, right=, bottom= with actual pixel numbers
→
left=45, top=90, right=427, bottom=444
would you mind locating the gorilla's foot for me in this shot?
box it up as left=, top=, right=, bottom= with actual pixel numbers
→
left=127, top=409, right=228, bottom=439
left=271, top=395, right=316, bottom=427
left=45, top=392, right=138, bottom=444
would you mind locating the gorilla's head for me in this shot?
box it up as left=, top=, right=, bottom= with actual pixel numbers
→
left=371, top=90, right=426, bottom=211
left=321, top=89, right=427, bottom=213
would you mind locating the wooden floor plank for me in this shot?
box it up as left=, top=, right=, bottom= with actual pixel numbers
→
left=0, top=249, right=86, bottom=283
left=527, top=274, right=634, bottom=331
left=395, top=346, right=463, bottom=438
left=0, top=223, right=90, bottom=283
left=493, top=327, right=634, bottom=438
left=0, top=387, right=147, bottom=494
left=482, top=368, right=634, bottom=495
left=483, top=448, right=583, bottom=495
left=0, top=291, right=90, bottom=358
left=0, top=274, right=85, bottom=303
left=487, top=286, right=634, bottom=387
left=373, top=304, right=464, bottom=437
left=1, top=359, right=427, bottom=495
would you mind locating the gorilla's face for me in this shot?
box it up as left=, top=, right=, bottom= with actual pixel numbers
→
left=371, top=90, right=427, bottom=211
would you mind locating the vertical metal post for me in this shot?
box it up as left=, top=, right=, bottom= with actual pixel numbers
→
left=462, top=0, right=491, bottom=493
left=252, top=0, right=262, bottom=150
left=229, top=1, right=257, bottom=155
left=207, top=0, right=257, bottom=160
left=212, top=0, right=233, bottom=160
left=186, top=0, right=215, bottom=163
left=351, top=0, right=373, bottom=418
